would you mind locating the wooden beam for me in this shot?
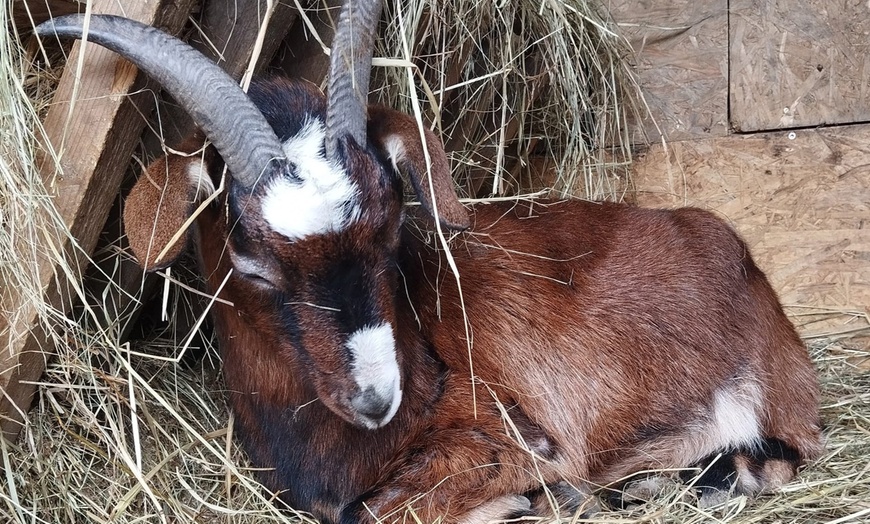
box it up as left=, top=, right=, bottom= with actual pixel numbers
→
left=147, top=0, right=300, bottom=146
left=0, top=0, right=197, bottom=442
left=11, top=1, right=79, bottom=32
left=276, top=0, right=342, bottom=84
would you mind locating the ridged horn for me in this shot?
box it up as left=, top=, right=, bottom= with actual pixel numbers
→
left=325, top=0, right=384, bottom=156
left=35, top=14, right=288, bottom=188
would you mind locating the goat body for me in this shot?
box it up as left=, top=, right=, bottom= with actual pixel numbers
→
left=133, top=78, right=820, bottom=524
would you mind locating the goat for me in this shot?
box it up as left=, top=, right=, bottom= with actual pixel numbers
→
left=38, top=6, right=822, bottom=524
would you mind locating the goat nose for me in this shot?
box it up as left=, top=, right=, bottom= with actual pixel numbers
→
left=352, top=387, right=393, bottom=423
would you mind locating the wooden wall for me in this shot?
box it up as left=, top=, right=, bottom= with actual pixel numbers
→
left=608, top=0, right=870, bottom=335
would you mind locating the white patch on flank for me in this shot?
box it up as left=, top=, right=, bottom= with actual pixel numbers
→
left=261, top=118, right=361, bottom=241
left=346, top=322, right=402, bottom=428
left=457, top=495, right=530, bottom=524
left=709, top=381, right=763, bottom=450
left=678, top=380, right=764, bottom=466
left=383, top=134, right=407, bottom=170
left=186, top=161, right=215, bottom=200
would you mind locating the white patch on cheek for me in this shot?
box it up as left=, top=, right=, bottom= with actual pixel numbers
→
left=261, top=118, right=361, bottom=241
left=346, top=322, right=402, bottom=427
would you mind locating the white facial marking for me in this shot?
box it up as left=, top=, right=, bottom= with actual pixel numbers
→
left=346, top=322, right=402, bottom=428
left=261, top=118, right=361, bottom=241
left=186, top=161, right=215, bottom=200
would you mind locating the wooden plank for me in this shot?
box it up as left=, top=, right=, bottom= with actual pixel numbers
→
left=12, top=1, right=79, bottom=31
left=144, top=0, right=299, bottom=146
left=191, top=0, right=299, bottom=81
left=275, top=0, right=343, bottom=84
left=630, top=125, right=870, bottom=334
left=0, top=0, right=196, bottom=442
left=730, top=0, right=870, bottom=132
left=607, top=0, right=729, bottom=142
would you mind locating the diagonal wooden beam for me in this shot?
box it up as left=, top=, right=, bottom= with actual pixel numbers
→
left=0, top=0, right=197, bottom=442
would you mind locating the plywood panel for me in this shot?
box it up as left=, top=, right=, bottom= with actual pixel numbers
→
left=631, top=126, right=870, bottom=322
left=607, top=0, right=729, bottom=142
left=730, top=0, right=870, bottom=131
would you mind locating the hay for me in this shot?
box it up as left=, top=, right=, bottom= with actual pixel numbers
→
left=1, top=1, right=868, bottom=524
left=374, top=0, right=640, bottom=200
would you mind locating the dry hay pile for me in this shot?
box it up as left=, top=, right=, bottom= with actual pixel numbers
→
left=1, top=1, right=869, bottom=524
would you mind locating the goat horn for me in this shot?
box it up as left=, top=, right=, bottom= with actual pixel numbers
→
left=35, top=15, right=288, bottom=188
left=325, top=0, right=384, bottom=156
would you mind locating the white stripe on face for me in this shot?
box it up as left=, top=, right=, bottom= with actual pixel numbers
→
left=346, top=322, right=402, bottom=428
left=261, top=118, right=361, bottom=241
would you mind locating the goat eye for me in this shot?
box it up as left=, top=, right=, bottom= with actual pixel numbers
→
left=241, top=272, right=275, bottom=287
left=230, top=253, right=280, bottom=289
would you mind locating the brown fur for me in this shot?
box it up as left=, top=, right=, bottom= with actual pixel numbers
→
left=124, top=80, right=822, bottom=524
left=123, top=143, right=214, bottom=270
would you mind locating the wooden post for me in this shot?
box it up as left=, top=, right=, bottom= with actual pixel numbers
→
left=0, top=0, right=197, bottom=441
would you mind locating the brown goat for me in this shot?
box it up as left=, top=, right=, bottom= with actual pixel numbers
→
left=38, top=9, right=822, bottom=524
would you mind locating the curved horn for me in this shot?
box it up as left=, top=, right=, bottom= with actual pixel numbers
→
left=325, top=0, right=384, bottom=156
left=35, top=15, right=287, bottom=188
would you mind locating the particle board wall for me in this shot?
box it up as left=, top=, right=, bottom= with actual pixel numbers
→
left=730, top=0, right=870, bottom=132
left=630, top=126, right=870, bottom=333
left=607, top=0, right=729, bottom=142
left=610, top=0, right=870, bottom=137
left=608, top=0, right=870, bottom=326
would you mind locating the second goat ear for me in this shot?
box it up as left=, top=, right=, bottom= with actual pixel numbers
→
left=367, top=106, right=470, bottom=230
left=124, top=153, right=214, bottom=271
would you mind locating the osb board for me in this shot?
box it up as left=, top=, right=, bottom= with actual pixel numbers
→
left=607, top=0, right=729, bottom=142
left=631, top=125, right=870, bottom=324
left=730, top=0, right=870, bottom=132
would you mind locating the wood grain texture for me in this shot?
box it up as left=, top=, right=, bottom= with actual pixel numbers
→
left=146, top=0, right=299, bottom=146
left=12, top=0, right=79, bottom=31
left=730, top=0, right=870, bottom=131
left=608, top=0, right=729, bottom=142
left=276, top=0, right=343, bottom=84
left=631, top=126, right=870, bottom=331
left=0, top=0, right=196, bottom=442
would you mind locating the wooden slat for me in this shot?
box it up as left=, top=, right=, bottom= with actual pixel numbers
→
left=142, top=0, right=299, bottom=146
left=12, top=1, right=79, bottom=31
left=0, top=0, right=196, bottom=442
left=276, top=0, right=342, bottom=84
left=193, top=0, right=299, bottom=81
left=630, top=125, right=870, bottom=331
left=607, top=0, right=729, bottom=142
left=730, top=0, right=870, bottom=132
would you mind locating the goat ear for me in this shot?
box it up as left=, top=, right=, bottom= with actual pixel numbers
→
left=124, top=153, right=212, bottom=271
left=368, top=106, right=470, bottom=230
